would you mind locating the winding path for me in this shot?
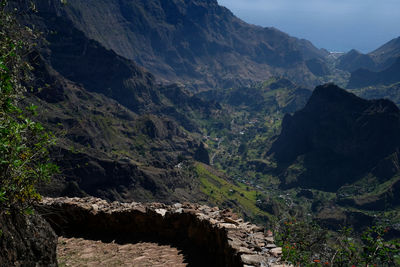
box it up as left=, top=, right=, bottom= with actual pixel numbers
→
left=57, top=237, right=187, bottom=267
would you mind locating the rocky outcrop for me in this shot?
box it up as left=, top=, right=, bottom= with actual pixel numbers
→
left=16, top=1, right=226, bottom=206
left=37, top=197, right=284, bottom=267
left=268, top=83, right=400, bottom=191
left=22, top=5, right=160, bottom=114
left=0, top=210, right=58, bottom=266
left=194, top=143, right=210, bottom=164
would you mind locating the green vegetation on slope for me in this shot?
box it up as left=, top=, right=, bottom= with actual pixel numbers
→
left=194, top=162, right=271, bottom=223
left=352, top=82, right=400, bottom=107
left=274, top=217, right=400, bottom=266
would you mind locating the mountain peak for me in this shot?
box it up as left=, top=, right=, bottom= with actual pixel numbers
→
left=303, top=83, right=367, bottom=113
left=348, top=49, right=362, bottom=55
left=269, top=84, right=400, bottom=191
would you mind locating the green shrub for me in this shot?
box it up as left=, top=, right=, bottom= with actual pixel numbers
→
left=0, top=0, right=57, bottom=213
left=274, top=217, right=400, bottom=266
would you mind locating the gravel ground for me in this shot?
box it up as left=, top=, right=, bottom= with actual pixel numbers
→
left=57, top=237, right=188, bottom=267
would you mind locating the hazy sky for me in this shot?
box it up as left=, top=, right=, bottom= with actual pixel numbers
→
left=218, top=0, right=400, bottom=53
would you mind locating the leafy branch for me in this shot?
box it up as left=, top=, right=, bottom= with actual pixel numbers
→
left=0, top=0, right=58, bottom=214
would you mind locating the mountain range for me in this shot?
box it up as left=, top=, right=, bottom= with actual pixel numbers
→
left=265, top=84, right=400, bottom=232
left=269, top=84, right=400, bottom=194
left=336, top=37, right=400, bottom=88
left=338, top=37, right=400, bottom=73
left=11, top=0, right=400, bottom=232
left=29, top=0, right=331, bottom=90
left=347, top=57, right=400, bottom=88
left=19, top=1, right=220, bottom=204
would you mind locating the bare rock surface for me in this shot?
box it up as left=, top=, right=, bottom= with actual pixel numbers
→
left=38, top=197, right=284, bottom=267
left=0, top=210, right=58, bottom=267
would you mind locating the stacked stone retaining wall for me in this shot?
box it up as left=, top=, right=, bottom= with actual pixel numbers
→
left=37, top=197, right=284, bottom=267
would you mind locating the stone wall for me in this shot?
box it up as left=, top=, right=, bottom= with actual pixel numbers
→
left=37, top=197, right=284, bottom=267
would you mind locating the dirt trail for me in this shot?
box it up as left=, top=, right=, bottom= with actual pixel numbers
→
left=57, top=237, right=187, bottom=267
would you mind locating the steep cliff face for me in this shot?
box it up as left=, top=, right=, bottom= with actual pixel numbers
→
left=29, top=0, right=328, bottom=90
left=29, top=63, right=210, bottom=203
left=268, top=84, right=400, bottom=192
left=22, top=4, right=160, bottom=114
left=0, top=211, right=57, bottom=266
left=13, top=1, right=218, bottom=204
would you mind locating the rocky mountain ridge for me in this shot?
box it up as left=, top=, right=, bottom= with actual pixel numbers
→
left=28, top=0, right=329, bottom=90
left=269, top=84, right=400, bottom=192
left=11, top=0, right=400, bottom=242
left=369, top=36, right=400, bottom=69
left=15, top=0, right=335, bottom=223
left=3, top=0, right=400, bottom=265
left=348, top=57, right=400, bottom=88
left=337, top=49, right=377, bottom=73
left=335, top=36, right=400, bottom=88
left=338, top=36, right=400, bottom=73
left=14, top=1, right=224, bottom=205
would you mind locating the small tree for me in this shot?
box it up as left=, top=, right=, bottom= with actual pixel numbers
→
left=0, top=0, right=57, bottom=213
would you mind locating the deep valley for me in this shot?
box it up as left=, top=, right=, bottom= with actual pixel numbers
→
left=2, top=0, right=400, bottom=266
